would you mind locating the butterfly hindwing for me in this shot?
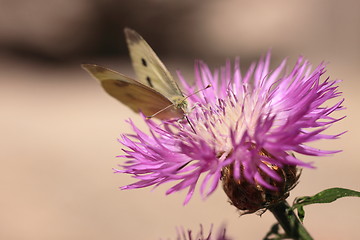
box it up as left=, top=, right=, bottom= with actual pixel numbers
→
left=82, top=64, right=184, bottom=120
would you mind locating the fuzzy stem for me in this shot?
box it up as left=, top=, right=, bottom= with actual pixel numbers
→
left=269, top=201, right=313, bottom=240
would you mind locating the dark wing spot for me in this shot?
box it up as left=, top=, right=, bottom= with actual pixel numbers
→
left=141, top=58, right=147, bottom=67
left=146, top=76, right=153, bottom=88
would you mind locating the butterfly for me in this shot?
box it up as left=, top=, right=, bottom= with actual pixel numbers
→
left=82, top=28, right=187, bottom=120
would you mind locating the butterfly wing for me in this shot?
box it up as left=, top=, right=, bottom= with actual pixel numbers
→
left=82, top=64, right=184, bottom=120
left=124, top=28, right=184, bottom=103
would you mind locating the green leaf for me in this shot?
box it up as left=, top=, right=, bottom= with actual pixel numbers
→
left=297, top=206, right=305, bottom=223
left=292, top=187, right=360, bottom=211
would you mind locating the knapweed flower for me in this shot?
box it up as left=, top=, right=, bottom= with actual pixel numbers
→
left=169, top=225, right=231, bottom=240
left=116, top=53, right=344, bottom=210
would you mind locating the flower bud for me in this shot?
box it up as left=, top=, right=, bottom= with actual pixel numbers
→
left=221, top=159, right=300, bottom=214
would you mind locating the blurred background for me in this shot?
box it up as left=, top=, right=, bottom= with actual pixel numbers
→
left=1, top=0, right=359, bottom=239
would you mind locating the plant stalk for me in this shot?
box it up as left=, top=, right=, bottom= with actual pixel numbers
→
left=269, top=201, right=313, bottom=240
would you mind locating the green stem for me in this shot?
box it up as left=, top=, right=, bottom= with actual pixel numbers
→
left=269, top=201, right=313, bottom=240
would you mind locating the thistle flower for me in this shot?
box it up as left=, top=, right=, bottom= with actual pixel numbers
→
left=171, top=225, right=231, bottom=240
left=116, top=53, right=344, bottom=208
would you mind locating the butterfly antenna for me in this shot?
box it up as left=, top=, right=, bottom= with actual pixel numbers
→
left=183, top=84, right=212, bottom=101
left=146, top=85, right=212, bottom=120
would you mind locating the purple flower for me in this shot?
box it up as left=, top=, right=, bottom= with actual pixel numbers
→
left=170, top=225, right=231, bottom=240
left=116, top=53, right=344, bottom=204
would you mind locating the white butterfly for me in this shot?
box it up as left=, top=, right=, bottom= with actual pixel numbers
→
left=82, top=28, right=187, bottom=120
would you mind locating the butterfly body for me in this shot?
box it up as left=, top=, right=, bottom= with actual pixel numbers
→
left=82, top=28, right=187, bottom=120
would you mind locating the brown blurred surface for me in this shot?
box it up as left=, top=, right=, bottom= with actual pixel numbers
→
left=1, top=1, right=360, bottom=239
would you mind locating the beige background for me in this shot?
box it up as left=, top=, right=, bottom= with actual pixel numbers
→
left=1, top=0, right=359, bottom=239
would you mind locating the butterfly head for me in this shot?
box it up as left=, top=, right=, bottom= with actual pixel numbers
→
left=172, top=96, right=188, bottom=110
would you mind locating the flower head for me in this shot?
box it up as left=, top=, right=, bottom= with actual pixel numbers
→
left=169, top=225, right=231, bottom=240
left=116, top=53, right=344, bottom=206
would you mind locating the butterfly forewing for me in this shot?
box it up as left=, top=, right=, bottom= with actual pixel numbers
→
left=82, top=64, right=184, bottom=120
left=124, top=28, right=184, bottom=103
